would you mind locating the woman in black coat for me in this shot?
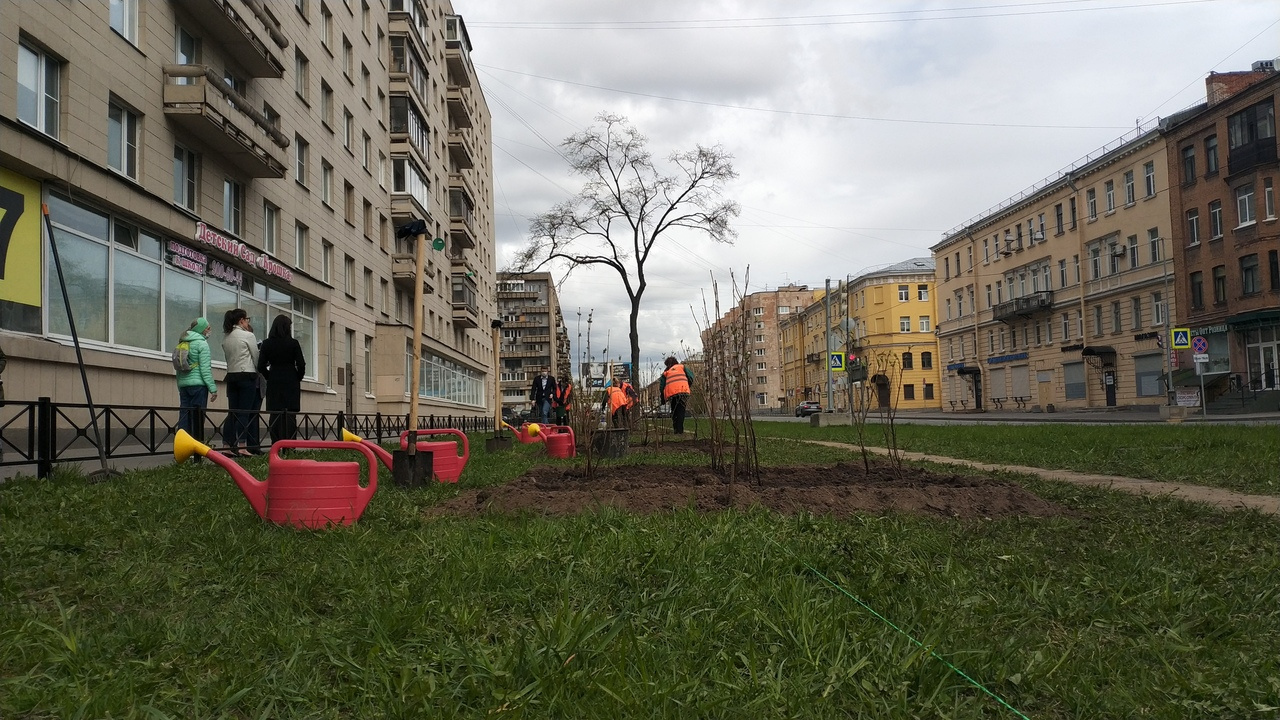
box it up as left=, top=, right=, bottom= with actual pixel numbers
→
left=257, top=314, right=306, bottom=444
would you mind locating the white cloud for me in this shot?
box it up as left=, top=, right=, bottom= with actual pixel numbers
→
left=466, top=0, right=1280, bottom=371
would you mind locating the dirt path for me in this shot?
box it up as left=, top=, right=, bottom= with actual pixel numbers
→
left=803, top=440, right=1280, bottom=516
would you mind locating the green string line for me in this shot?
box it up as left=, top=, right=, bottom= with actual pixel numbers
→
left=766, top=536, right=1031, bottom=720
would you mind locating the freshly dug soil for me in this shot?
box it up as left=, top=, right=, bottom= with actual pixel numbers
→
left=426, top=459, right=1071, bottom=520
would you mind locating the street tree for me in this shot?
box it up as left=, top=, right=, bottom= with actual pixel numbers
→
left=511, top=113, right=739, bottom=384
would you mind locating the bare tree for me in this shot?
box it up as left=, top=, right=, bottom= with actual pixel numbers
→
left=511, top=113, right=739, bottom=382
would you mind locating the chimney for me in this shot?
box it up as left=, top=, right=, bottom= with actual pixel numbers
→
left=1206, top=60, right=1277, bottom=106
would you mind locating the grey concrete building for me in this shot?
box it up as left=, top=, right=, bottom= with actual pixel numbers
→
left=495, top=271, right=570, bottom=415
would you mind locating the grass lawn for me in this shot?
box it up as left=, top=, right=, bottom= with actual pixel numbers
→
left=1, top=424, right=1278, bottom=718
left=758, top=419, right=1280, bottom=496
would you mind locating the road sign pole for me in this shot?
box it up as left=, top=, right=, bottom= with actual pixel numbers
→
left=1200, top=362, right=1207, bottom=417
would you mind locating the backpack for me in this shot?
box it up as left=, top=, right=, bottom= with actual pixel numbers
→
left=171, top=340, right=192, bottom=373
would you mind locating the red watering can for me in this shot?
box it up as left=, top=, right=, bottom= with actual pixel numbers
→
left=544, top=425, right=576, bottom=459
left=513, top=422, right=546, bottom=444
left=175, top=429, right=378, bottom=529
left=342, top=428, right=469, bottom=483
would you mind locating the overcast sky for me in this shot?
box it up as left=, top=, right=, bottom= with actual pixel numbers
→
left=461, top=0, right=1280, bottom=378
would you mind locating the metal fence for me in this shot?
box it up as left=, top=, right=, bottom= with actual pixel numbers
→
left=0, top=397, right=492, bottom=478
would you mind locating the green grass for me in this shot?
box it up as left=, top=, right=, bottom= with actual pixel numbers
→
left=757, top=420, right=1280, bottom=495
left=2, top=430, right=1279, bottom=718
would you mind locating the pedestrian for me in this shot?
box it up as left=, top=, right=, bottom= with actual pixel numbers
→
left=659, top=356, right=693, bottom=434
left=602, top=382, right=631, bottom=428
left=529, top=369, right=557, bottom=424
left=257, top=314, right=306, bottom=446
left=552, top=374, right=573, bottom=426
left=176, top=317, right=217, bottom=440
left=221, top=309, right=261, bottom=457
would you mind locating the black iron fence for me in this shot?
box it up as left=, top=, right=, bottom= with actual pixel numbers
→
left=0, top=397, right=492, bottom=478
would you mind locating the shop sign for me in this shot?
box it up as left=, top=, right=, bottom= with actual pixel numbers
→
left=1191, top=324, right=1228, bottom=336
left=166, top=241, right=245, bottom=288
left=986, top=352, right=1029, bottom=365
left=195, top=222, right=293, bottom=284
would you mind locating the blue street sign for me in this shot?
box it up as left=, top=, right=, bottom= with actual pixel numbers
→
left=829, top=352, right=845, bottom=370
left=1171, top=328, right=1191, bottom=350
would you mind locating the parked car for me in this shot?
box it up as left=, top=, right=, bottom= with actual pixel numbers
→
left=795, top=401, right=822, bottom=417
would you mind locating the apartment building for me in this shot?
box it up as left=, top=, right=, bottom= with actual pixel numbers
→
left=1164, top=65, right=1279, bottom=395
left=845, top=259, right=940, bottom=410
left=495, top=272, right=570, bottom=415
left=933, top=124, right=1174, bottom=411
left=0, top=0, right=495, bottom=419
left=779, top=283, right=841, bottom=410
left=702, top=284, right=815, bottom=412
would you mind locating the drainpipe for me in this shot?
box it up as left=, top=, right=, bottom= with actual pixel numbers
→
left=1066, top=171, right=1091, bottom=407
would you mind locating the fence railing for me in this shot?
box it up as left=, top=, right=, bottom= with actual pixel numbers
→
left=0, top=397, right=492, bottom=478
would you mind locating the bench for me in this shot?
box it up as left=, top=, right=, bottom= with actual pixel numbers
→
left=1013, top=396, right=1030, bottom=409
left=990, top=397, right=1005, bottom=410
left=948, top=399, right=969, bottom=411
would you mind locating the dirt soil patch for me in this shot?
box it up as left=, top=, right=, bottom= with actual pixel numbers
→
left=426, top=460, right=1071, bottom=520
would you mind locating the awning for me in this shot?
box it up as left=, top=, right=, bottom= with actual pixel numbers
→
left=1226, top=309, right=1280, bottom=327
left=957, top=366, right=982, bottom=375
left=1081, top=346, right=1116, bottom=357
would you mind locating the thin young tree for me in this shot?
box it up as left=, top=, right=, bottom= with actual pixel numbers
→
left=510, top=113, right=739, bottom=387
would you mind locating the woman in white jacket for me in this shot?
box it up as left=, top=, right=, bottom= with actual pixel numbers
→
left=221, top=309, right=261, bottom=456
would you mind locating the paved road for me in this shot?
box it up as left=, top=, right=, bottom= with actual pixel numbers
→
left=758, top=407, right=1280, bottom=425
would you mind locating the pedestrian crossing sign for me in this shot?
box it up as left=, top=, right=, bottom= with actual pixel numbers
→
left=1171, top=328, right=1191, bottom=350
left=829, top=352, right=845, bottom=370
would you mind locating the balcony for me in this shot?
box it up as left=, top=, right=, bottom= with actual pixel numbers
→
left=444, top=15, right=473, bottom=88
left=162, top=65, right=287, bottom=178
left=448, top=185, right=476, bottom=249
left=391, top=253, right=435, bottom=294
left=992, top=290, right=1054, bottom=323
left=1227, top=140, right=1277, bottom=177
left=447, top=129, right=474, bottom=170
left=184, top=0, right=286, bottom=78
left=805, top=352, right=823, bottom=364
left=451, top=272, right=480, bottom=329
left=446, top=89, right=473, bottom=129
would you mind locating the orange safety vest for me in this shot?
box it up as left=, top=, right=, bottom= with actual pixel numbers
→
left=662, top=364, right=690, bottom=399
left=606, top=385, right=629, bottom=413
left=553, top=383, right=572, bottom=410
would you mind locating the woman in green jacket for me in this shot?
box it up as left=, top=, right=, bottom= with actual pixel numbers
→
left=176, top=317, right=218, bottom=438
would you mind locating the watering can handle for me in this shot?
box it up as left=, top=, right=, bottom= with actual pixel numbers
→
left=400, top=428, right=469, bottom=457
left=272, top=440, right=379, bottom=513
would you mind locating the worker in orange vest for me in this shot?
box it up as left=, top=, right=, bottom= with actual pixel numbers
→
left=602, top=382, right=632, bottom=428
left=552, top=375, right=572, bottom=426
left=659, top=356, right=693, bottom=434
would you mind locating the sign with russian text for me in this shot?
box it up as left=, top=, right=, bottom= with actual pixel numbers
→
left=195, top=222, right=293, bottom=284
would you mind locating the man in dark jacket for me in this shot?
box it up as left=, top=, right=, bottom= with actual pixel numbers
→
left=529, top=370, right=557, bottom=424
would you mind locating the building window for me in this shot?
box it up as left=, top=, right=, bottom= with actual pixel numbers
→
left=1148, top=228, right=1161, bottom=263
left=344, top=181, right=355, bottom=224
left=322, top=241, right=333, bottom=283
left=1126, top=235, right=1138, bottom=269
left=943, top=257, right=950, bottom=280
left=321, top=82, right=334, bottom=128
left=1089, top=245, right=1101, bottom=279
left=343, top=108, right=353, bottom=150
left=342, top=36, right=353, bottom=78
left=321, top=161, right=333, bottom=205
left=1186, top=209, right=1200, bottom=245
left=295, top=222, right=308, bottom=270
left=294, top=50, right=309, bottom=101
left=1120, top=170, right=1133, bottom=205
left=945, top=298, right=952, bottom=320
left=172, top=145, right=198, bottom=210
left=1189, top=271, right=1204, bottom=310
left=1054, top=203, right=1064, bottom=234
left=923, top=383, right=934, bottom=400
left=1111, top=302, right=1122, bottom=333
left=1131, top=297, right=1142, bottom=330
left=1093, top=305, right=1103, bottom=337
left=1270, top=250, right=1280, bottom=290
left=1205, top=134, right=1218, bottom=174
left=917, top=285, right=928, bottom=301
left=222, top=179, right=243, bottom=235
left=1143, top=161, right=1156, bottom=197
left=917, top=351, right=931, bottom=370
left=344, top=255, right=356, bottom=295
left=17, top=42, right=60, bottom=137
left=1265, top=178, right=1276, bottom=219
left=1086, top=188, right=1097, bottom=220
left=294, top=135, right=309, bottom=185
left=1181, top=147, right=1195, bottom=184
left=903, top=384, right=915, bottom=400
left=919, top=316, right=930, bottom=333
left=1064, top=362, right=1086, bottom=400
left=1069, top=197, right=1077, bottom=228
left=262, top=201, right=279, bottom=254
left=1227, top=100, right=1277, bottom=165
left=1104, top=180, right=1115, bottom=211
left=380, top=279, right=389, bottom=314
left=362, top=131, right=371, bottom=170
left=900, top=352, right=913, bottom=369
left=363, top=268, right=374, bottom=306
left=752, top=307, right=764, bottom=316
left=898, top=285, right=909, bottom=302
left=899, top=316, right=910, bottom=332
left=755, top=376, right=767, bottom=385
left=1241, top=254, right=1260, bottom=295
left=1153, top=291, right=1164, bottom=325
left=107, top=101, right=138, bottom=178
left=1236, top=183, right=1256, bottom=226
left=1212, top=265, right=1226, bottom=304
left=1209, top=200, right=1223, bottom=238
left=362, top=199, right=373, bottom=238
left=109, top=0, right=137, bottom=44
left=1061, top=312, right=1070, bottom=339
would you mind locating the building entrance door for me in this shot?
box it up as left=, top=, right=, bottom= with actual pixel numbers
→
left=1261, top=345, right=1277, bottom=389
